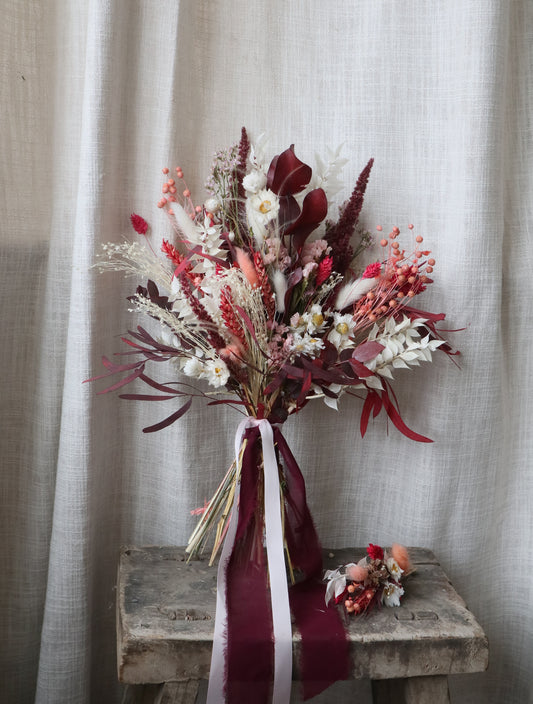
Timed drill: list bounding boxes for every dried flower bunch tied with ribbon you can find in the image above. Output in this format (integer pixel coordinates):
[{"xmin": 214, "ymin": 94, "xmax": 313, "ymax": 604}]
[
  {"xmin": 90, "ymin": 129, "xmax": 456, "ymax": 558},
  {"xmin": 88, "ymin": 128, "xmax": 457, "ymax": 704},
  {"xmin": 325, "ymin": 543, "xmax": 414, "ymax": 615}
]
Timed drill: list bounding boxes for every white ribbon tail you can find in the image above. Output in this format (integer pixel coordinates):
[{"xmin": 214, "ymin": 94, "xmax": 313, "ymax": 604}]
[
  {"xmin": 207, "ymin": 418, "xmax": 292, "ymax": 704},
  {"xmin": 258, "ymin": 419, "xmax": 293, "ymax": 704},
  {"xmin": 206, "ymin": 418, "xmax": 292, "ymax": 704}
]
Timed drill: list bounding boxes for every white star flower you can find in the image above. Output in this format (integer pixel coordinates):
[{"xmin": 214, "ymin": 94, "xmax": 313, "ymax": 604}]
[
  {"xmin": 203, "ymin": 358, "xmax": 230, "ymax": 387},
  {"xmin": 181, "ymin": 356, "xmax": 229, "ymax": 388},
  {"xmin": 386, "ymin": 558, "xmax": 403, "ymax": 582},
  {"xmin": 327, "ymin": 312, "xmax": 356, "ymax": 351},
  {"xmin": 382, "ymin": 581, "xmax": 404, "ymax": 607},
  {"xmin": 290, "ymin": 332, "xmax": 324, "ymax": 358},
  {"xmin": 182, "ymin": 356, "xmax": 205, "ymax": 379},
  {"xmin": 302, "ymin": 304, "xmax": 329, "ymax": 334}
]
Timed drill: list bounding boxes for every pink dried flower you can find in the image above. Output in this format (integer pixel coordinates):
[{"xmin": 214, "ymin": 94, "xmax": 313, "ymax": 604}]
[
  {"xmin": 316, "ymin": 256, "xmax": 333, "ymax": 286},
  {"xmin": 130, "ymin": 213, "xmax": 149, "ymax": 235},
  {"xmin": 219, "ymin": 339, "xmax": 246, "ymax": 365},
  {"xmin": 363, "ymin": 261, "xmax": 382, "ymax": 279},
  {"xmin": 367, "ymin": 543, "xmax": 384, "ymax": 561},
  {"xmin": 301, "ymin": 238, "xmax": 328, "ymax": 266}
]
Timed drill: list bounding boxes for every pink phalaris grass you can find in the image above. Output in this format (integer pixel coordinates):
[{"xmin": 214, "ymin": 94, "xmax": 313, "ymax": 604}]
[
  {"xmin": 220, "ymin": 287, "xmax": 247, "ymax": 348},
  {"xmin": 161, "ymin": 239, "xmax": 198, "ymax": 284},
  {"xmin": 219, "ymin": 338, "xmax": 246, "ymax": 364},
  {"xmin": 253, "ymin": 251, "xmax": 276, "ymax": 320},
  {"xmin": 325, "ymin": 158, "xmax": 374, "ymax": 275},
  {"xmin": 179, "ymin": 275, "xmax": 227, "ymax": 351},
  {"xmin": 130, "ymin": 213, "xmax": 149, "ymax": 235}
]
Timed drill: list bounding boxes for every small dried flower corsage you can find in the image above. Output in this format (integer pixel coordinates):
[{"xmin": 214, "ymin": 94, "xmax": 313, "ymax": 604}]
[{"xmin": 324, "ymin": 543, "xmax": 413, "ymax": 615}]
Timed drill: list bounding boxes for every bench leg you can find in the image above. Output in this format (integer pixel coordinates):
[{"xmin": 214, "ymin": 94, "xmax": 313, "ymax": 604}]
[
  {"xmin": 122, "ymin": 681, "xmax": 200, "ymax": 704},
  {"xmin": 155, "ymin": 681, "xmax": 200, "ymax": 704},
  {"xmin": 372, "ymin": 675, "xmax": 450, "ymax": 704}
]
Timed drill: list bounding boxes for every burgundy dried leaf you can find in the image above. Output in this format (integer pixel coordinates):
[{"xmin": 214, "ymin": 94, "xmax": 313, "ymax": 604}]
[
  {"xmin": 297, "ymin": 371, "xmax": 313, "ymax": 405},
  {"xmin": 206, "ymin": 399, "xmax": 248, "ymax": 407},
  {"xmin": 381, "ymin": 387, "xmax": 433, "ymax": 443},
  {"xmin": 277, "ymin": 194, "xmax": 301, "ymax": 234},
  {"xmin": 138, "ymin": 374, "xmax": 184, "ymax": 394},
  {"xmin": 142, "ymin": 398, "xmax": 193, "ymax": 433},
  {"xmin": 347, "ymin": 358, "xmax": 374, "ymax": 378},
  {"xmin": 96, "ymin": 365, "xmax": 145, "ymax": 394},
  {"xmin": 118, "ymin": 393, "xmax": 178, "ymax": 401},
  {"xmin": 263, "ymin": 369, "xmax": 287, "ymax": 395},
  {"xmin": 85, "ymin": 356, "xmax": 144, "ymax": 380},
  {"xmin": 360, "ymin": 392, "xmax": 381, "ymax": 437},
  {"xmin": 352, "ymin": 340, "xmax": 385, "ymax": 363},
  {"xmin": 233, "ymin": 305, "xmax": 265, "ymax": 353}
]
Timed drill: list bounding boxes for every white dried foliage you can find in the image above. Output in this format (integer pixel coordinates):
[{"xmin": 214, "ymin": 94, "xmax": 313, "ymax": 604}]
[{"xmin": 366, "ymin": 316, "xmax": 444, "ymax": 380}]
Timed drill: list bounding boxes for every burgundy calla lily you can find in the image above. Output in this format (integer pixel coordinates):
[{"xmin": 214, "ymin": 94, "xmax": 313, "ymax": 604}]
[
  {"xmin": 285, "ymin": 187, "xmax": 328, "ymax": 252},
  {"xmin": 267, "ymin": 145, "xmax": 312, "ymax": 196},
  {"xmin": 267, "ymin": 145, "xmax": 328, "ymax": 249}
]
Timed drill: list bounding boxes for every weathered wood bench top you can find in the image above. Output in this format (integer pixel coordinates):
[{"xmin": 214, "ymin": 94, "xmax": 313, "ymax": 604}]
[{"xmin": 117, "ymin": 545, "xmax": 488, "ymax": 693}]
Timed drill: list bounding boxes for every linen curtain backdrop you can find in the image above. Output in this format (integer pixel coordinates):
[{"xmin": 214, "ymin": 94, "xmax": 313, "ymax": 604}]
[{"xmin": 2, "ymin": 1, "xmax": 531, "ymax": 702}]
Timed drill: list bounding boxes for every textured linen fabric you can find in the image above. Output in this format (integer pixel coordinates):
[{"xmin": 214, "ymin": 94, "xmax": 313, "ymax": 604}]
[{"xmin": 1, "ymin": 1, "xmax": 532, "ymax": 702}]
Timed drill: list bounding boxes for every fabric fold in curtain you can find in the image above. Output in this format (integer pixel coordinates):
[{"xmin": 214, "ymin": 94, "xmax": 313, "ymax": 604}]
[{"xmin": 1, "ymin": 1, "xmax": 532, "ymax": 702}]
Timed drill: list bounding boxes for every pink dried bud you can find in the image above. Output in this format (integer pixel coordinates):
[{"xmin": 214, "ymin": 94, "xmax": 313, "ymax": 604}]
[
  {"xmin": 346, "ymin": 564, "xmax": 368, "ymax": 582},
  {"xmin": 316, "ymin": 255, "xmax": 333, "ymax": 286},
  {"xmin": 391, "ymin": 544, "xmax": 412, "ymax": 573},
  {"xmin": 363, "ymin": 261, "xmax": 381, "ymax": 279},
  {"xmin": 130, "ymin": 213, "xmax": 149, "ymax": 235}
]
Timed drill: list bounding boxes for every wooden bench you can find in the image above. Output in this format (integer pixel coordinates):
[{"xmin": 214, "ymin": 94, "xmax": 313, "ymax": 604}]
[{"xmin": 117, "ymin": 546, "xmax": 488, "ymax": 703}]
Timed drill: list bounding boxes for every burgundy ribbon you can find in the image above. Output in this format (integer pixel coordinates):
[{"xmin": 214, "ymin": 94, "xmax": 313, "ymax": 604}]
[
  {"xmin": 207, "ymin": 421, "xmax": 350, "ymax": 703},
  {"xmin": 274, "ymin": 428, "xmax": 351, "ymax": 700}
]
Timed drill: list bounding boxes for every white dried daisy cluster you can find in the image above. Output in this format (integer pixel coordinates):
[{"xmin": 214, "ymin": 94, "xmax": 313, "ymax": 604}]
[{"xmin": 366, "ymin": 316, "xmax": 444, "ymax": 384}]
